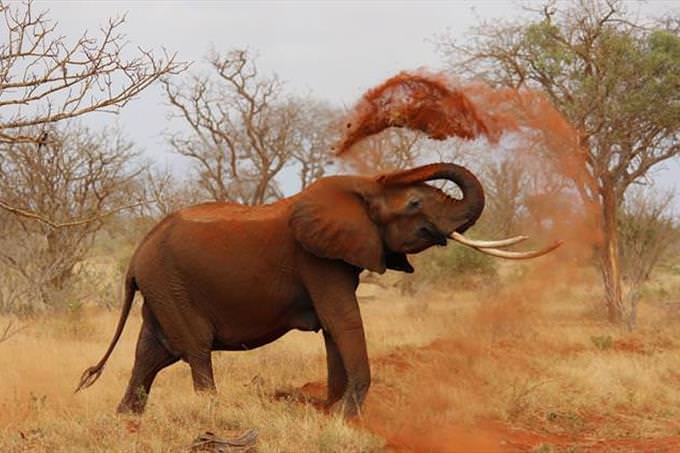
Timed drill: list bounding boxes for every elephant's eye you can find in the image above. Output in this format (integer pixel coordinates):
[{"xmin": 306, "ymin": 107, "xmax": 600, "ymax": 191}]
[{"xmin": 406, "ymin": 198, "xmax": 421, "ymax": 212}]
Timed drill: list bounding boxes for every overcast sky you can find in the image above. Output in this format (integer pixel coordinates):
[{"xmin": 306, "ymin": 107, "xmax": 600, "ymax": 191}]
[{"xmin": 36, "ymin": 0, "xmax": 680, "ymax": 200}]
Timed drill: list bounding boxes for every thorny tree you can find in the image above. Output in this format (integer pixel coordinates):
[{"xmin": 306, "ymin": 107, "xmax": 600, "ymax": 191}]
[
  {"xmin": 164, "ymin": 49, "xmax": 337, "ymax": 205},
  {"xmin": 0, "ymin": 124, "xmax": 143, "ymax": 311},
  {"xmin": 0, "ymin": 0, "xmax": 185, "ymax": 225},
  {"xmin": 440, "ymin": 0, "xmax": 680, "ymax": 323}
]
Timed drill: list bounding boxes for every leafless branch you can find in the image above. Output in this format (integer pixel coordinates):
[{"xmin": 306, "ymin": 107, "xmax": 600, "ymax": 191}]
[
  {"xmin": 0, "ymin": 1, "xmax": 187, "ymax": 144},
  {"xmin": 0, "ymin": 124, "xmax": 145, "ymax": 309},
  {"xmin": 164, "ymin": 49, "xmax": 336, "ymax": 204},
  {"xmin": 0, "ymin": 198, "xmax": 147, "ymax": 228},
  {"xmin": 0, "ymin": 319, "xmax": 26, "ymax": 344}
]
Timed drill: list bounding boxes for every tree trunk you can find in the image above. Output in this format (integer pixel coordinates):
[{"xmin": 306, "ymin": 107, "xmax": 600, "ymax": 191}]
[
  {"xmin": 46, "ymin": 230, "xmax": 75, "ymax": 302},
  {"xmin": 598, "ymin": 184, "xmax": 624, "ymax": 323}
]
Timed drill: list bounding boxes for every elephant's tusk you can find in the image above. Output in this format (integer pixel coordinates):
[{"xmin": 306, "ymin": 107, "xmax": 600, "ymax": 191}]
[
  {"xmin": 465, "ymin": 240, "xmax": 564, "ymax": 260},
  {"xmin": 449, "ymin": 232, "xmax": 529, "ymax": 249}
]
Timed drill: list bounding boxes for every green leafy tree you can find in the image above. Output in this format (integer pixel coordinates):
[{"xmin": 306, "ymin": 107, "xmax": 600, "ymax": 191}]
[{"xmin": 440, "ymin": 0, "xmax": 680, "ymax": 322}]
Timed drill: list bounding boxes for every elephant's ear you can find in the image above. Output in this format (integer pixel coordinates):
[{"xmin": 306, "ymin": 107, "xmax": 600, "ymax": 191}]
[{"xmin": 290, "ymin": 189, "xmax": 386, "ymax": 274}]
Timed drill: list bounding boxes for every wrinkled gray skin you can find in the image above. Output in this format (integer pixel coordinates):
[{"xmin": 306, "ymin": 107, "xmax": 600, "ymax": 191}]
[{"xmin": 77, "ymin": 162, "xmax": 484, "ymax": 417}]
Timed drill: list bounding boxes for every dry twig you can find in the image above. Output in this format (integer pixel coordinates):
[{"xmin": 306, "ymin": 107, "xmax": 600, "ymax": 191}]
[
  {"xmin": 0, "ymin": 320, "xmax": 25, "ymax": 344},
  {"xmin": 189, "ymin": 429, "xmax": 258, "ymax": 453}
]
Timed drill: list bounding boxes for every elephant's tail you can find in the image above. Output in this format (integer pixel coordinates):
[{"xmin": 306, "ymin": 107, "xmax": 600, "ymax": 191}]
[{"xmin": 75, "ymin": 272, "xmax": 137, "ymax": 393}]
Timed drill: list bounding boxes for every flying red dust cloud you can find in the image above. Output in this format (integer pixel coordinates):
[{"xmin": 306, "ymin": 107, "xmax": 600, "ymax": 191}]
[
  {"xmin": 334, "ymin": 71, "xmax": 504, "ymax": 154},
  {"xmin": 329, "ymin": 71, "xmax": 608, "ymax": 451}
]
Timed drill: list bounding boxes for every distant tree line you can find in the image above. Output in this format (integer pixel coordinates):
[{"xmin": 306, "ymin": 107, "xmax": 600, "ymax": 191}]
[{"xmin": 0, "ymin": 0, "xmax": 678, "ymax": 326}]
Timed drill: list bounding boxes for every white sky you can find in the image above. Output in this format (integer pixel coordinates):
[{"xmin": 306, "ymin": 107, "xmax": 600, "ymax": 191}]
[{"xmin": 35, "ymin": 0, "xmax": 680, "ymax": 202}]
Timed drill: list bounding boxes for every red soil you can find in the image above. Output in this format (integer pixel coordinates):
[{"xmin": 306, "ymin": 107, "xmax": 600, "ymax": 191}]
[{"xmin": 285, "ymin": 339, "xmax": 680, "ymax": 453}]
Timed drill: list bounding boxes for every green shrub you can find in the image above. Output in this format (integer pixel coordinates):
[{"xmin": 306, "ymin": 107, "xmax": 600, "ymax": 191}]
[
  {"xmin": 421, "ymin": 244, "xmax": 498, "ymax": 276},
  {"xmin": 590, "ymin": 335, "xmax": 613, "ymax": 351},
  {"xmin": 397, "ymin": 244, "xmax": 498, "ymax": 294}
]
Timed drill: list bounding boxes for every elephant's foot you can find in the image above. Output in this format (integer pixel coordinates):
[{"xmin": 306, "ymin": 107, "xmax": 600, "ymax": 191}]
[
  {"xmin": 329, "ymin": 397, "xmax": 362, "ymax": 418},
  {"xmin": 194, "ymin": 384, "xmax": 217, "ymax": 395},
  {"xmin": 116, "ymin": 383, "xmax": 150, "ymax": 415},
  {"xmin": 116, "ymin": 398, "xmax": 146, "ymax": 415},
  {"xmin": 326, "ymin": 378, "xmax": 347, "ymax": 409},
  {"xmin": 329, "ymin": 385, "xmax": 368, "ymax": 418}
]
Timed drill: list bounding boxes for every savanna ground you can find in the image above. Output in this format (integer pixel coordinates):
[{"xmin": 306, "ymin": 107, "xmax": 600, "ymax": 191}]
[{"xmin": 2, "ymin": 256, "xmax": 680, "ymax": 453}]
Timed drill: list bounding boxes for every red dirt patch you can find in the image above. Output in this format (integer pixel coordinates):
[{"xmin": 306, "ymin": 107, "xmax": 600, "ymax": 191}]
[
  {"xmin": 285, "ymin": 338, "xmax": 680, "ymax": 453},
  {"xmin": 611, "ymin": 335, "xmax": 677, "ymax": 355},
  {"xmin": 612, "ymin": 337, "xmax": 648, "ymax": 354}
]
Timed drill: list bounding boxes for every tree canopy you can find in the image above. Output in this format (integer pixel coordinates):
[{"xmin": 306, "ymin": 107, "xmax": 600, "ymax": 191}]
[{"xmin": 439, "ymin": 0, "xmax": 680, "ymax": 322}]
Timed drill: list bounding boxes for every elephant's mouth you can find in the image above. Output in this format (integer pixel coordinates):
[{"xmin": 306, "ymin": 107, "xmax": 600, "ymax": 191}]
[
  {"xmin": 384, "ymin": 252, "xmax": 414, "ymax": 273},
  {"xmin": 418, "ymin": 224, "xmax": 448, "ymax": 247}
]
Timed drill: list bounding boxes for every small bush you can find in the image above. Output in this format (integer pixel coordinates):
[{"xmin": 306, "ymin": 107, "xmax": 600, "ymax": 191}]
[
  {"xmin": 398, "ymin": 244, "xmax": 498, "ymax": 294},
  {"xmin": 590, "ymin": 335, "xmax": 613, "ymax": 351}
]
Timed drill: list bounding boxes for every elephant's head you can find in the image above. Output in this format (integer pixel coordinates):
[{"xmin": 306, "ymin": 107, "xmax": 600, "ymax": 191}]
[{"xmin": 290, "ymin": 162, "xmax": 560, "ymax": 274}]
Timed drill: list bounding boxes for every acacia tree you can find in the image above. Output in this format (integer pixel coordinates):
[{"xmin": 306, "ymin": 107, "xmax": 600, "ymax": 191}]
[
  {"xmin": 164, "ymin": 49, "xmax": 336, "ymax": 205},
  {"xmin": 440, "ymin": 0, "xmax": 680, "ymax": 322},
  {"xmin": 0, "ymin": 0, "xmax": 185, "ymax": 224}
]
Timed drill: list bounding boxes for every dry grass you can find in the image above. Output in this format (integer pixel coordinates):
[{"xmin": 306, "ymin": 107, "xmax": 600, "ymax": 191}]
[
  {"xmin": 2, "ymin": 264, "xmax": 680, "ymax": 452},
  {"xmin": 0, "ymin": 281, "xmax": 448, "ymax": 453}
]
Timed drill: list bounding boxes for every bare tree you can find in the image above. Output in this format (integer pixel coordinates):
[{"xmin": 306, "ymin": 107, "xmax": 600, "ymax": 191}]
[
  {"xmin": 0, "ymin": 1, "xmax": 185, "ymax": 145},
  {"xmin": 0, "ymin": 124, "xmax": 143, "ymax": 310},
  {"xmin": 141, "ymin": 166, "xmax": 201, "ymax": 219},
  {"xmin": 0, "ymin": 1, "xmax": 185, "ymax": 228},
  {"xmin": 340, "ymin": 128, "xmax": 425, "ymax": 174},
  {"xmin": 440, "ymin": 0, "xmax": 680, "ymax": 322},
  {"xmin": 292, "ymin": 99, "xmax": 339, "ymax": 190},
  {"xmin": 481, "ymin": 159, "xmax": 528, "ymax": 237},
  {"xmin": 164, "ymin": 49, "xmax": 336, "ymax": 205},
  {"xmin": 619, "ymin": 187, "xmax": 677, "ymax": 285},
  {"xmin": 618, "ymin": 187, "xmax": 678, "ymax": 329}
]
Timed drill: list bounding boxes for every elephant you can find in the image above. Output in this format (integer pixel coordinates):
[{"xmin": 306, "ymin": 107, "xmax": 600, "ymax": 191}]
[{"xmin": 76, "ymin": 162, "xmax": 557, "ymax": 416}]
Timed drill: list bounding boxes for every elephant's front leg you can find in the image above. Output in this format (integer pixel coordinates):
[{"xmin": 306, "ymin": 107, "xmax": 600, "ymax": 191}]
[
  {"xmin": 303, "ymin": 259, "xmax": 371, "ymax": 417},
  {"xmin": 328, "ymin": 317, "xmax": 371, "ymax": 417},
  {"xmin": 323, "ymin": 330, "xmax": 348, "ymax": 406}
]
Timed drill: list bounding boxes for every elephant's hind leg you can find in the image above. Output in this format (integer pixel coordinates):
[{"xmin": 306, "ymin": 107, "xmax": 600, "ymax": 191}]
[
  {"xmin": 188, "ymin": 351, "xmax": 216, "ymax": 393},
  {"xmin": 117, "ymin": 308, "xmax": 179, "ymax": 414}
]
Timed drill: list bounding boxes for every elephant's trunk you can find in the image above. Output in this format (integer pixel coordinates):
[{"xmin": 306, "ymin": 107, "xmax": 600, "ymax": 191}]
[{"xmin": 377, "ymin": 162, "xmax": 485, "ymax": 234}]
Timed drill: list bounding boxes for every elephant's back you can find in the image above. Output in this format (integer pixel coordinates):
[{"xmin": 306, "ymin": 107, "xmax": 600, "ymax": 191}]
[
  {"xmin": 136, "ymin": 200, "xmax": 292, "ymax": 251},
  {"xmin": 132, "ymin": 200, "xmax": 299, "ymax": 302},
  {"xmin": 176, "ymin": 200, "xmax": 293, "ymax": 223},
  {"xmin": 131, "ymin": 201, "xmax": 305, "ymax": 339}
]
